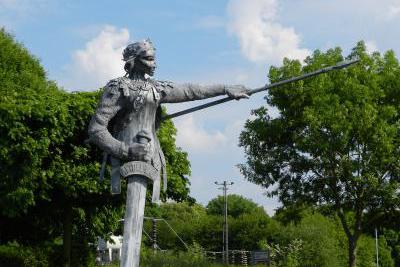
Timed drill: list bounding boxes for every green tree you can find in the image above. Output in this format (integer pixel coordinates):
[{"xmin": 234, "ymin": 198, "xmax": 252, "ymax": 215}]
[
  {"xmin": 279, "ymin": 211, "xmax": 347, "ymax": 267},
  {"xmin": 206, "ymin": 194, "xmax": 276, "ymax": 251},
  {"xmin": 143, "ymin": 198, "xmax": 278, "ymax": 252},
  {"xmin": 206, "ymin": 194, "xmax": 265, "ymax": 218},
  {"xmin": 356, "ymin": 235, "xmax": 394, "ymax": 267},
  {"xmin": 239, "ymin": 42, "xmax": 400, "ymax": 267},
  {"xmin": 0, "ymin": 29, "xmax": 191, "ymax": 266},
  {"xmin": 229, "ymin": 210, "xmax": 279, "ymax": 250},
  {"xmin": 157, "ymin": 115, "xmax": 191, "ymax": 202},
  {"xmin": 382, "ymin": 229, "xmax": 400, "ymax": 267},
  {"xmin": 144, "ymin": 202, "xmax": 208, "ymax": 250}
]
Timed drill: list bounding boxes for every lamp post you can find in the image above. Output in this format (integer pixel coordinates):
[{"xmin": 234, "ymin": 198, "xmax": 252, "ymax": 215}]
[{"xmin": 215, "ymin": 181, "xmax": 234, "ymax": 264}]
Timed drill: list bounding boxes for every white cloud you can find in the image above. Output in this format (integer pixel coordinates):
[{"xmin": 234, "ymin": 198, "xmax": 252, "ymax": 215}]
[
  {"xmin": 388, "ymin": 3, "xmax": 400, "ymax": 18},
  {"xmin": 174, "ymin": 115, "xmax": 228, "ymax": 154},
  {"xmin": 60, "ymin": 25, "xmax": 129, "ymax": 91},
  {"xmin": 226, "ymin": 0, "xmax": 310, "ymax": 64},
  {"xmin": 365, "ymin": 40, "xmax": 379, "ymax": 54}
]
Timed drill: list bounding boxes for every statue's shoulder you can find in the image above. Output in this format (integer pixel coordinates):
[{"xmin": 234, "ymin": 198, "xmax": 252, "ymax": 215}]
[
  {"xmin": 104, "ymin": 77, "xmax": 134, "ymax": 97},
  {"xmin": 150, "ymin": 79, "xmax": 174, "ymax": 92}
]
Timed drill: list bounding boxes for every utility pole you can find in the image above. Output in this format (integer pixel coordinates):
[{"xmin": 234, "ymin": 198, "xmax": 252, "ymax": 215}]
[{"xmin": 215, "ymin": 181, "xmax": 234, "ymax": 265}]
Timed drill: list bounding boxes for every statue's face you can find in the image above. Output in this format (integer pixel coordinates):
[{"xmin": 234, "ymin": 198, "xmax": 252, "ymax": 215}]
[{"xmin": 135, "ymin": 48, "xmax": 156, "ymax": 77}]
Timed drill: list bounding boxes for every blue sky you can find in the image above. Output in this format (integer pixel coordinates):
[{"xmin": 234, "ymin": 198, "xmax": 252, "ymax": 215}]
[{"xmin": 2, "ymin": 0, "xmax": 400, "ymax": 214}]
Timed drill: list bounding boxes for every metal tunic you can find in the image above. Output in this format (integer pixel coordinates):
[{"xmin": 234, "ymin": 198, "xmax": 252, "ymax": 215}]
[
  {"xmin": 88, "ymin": 77, "xmax": 165, "ymax": 203},
  {"xmin": 117, "ymin": 83, "xmax": 158, "ymax": 155},
  {"xmin": 116, "ymin": 82, "xmax": 163, "ymax": 203}
]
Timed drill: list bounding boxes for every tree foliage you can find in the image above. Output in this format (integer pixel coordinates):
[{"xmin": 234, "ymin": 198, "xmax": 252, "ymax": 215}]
[
  {"xmin": 144, "ymin": 197, "xmax": 277, "ymax": 252},
  {"xmin": 239, "ymin": 41, "xmax": 400, "ymax": 267},
  {"xmin": 157, "ymin": 115, "xmax": 191, "ymax": 202},
  {"xmin": 144, "ymin": 201, "xmax": 398, "ymax": 266},
  {"xmin": 276, "ymin": 211, "xmax": 347, "ymax": 267},
  {"xmin": 206, "ymin": 194, "xmax": 265, "ymax": 218}
]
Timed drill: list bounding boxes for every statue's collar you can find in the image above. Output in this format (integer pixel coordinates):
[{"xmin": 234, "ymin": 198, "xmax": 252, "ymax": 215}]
[{"xmin": 128, "ymin": 73, "xmax": 149, "ymax": 81}]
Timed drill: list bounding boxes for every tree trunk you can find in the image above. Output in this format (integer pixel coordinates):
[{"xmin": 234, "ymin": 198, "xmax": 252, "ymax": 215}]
[
  {"xmin": 348, "ymin": 236, "xmax": 358, "ymax": 267},
  {"xmin": 63, "ymin": 202, "xmax": 73, "ymax": 267},
  {"xmin": 337, "ymin": 208, "xmax": 361, "ymax": 267}
]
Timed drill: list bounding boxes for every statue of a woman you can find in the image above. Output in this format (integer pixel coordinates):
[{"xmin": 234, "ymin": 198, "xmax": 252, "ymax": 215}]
[{"xmin": 88, "ymin": 39, "xmax": 248, "ymax": 203}]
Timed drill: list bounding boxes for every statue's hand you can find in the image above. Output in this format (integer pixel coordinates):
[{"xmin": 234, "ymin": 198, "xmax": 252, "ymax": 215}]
[
  {"xmin": 225, "ymin": 85, "xmax": 250, "ymax": 100},
  {"xmin": 128, "ymin": 143, "xmax": 151, "ymax": 161}
]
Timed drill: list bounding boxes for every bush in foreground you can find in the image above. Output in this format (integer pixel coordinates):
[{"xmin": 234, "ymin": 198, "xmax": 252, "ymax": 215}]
[{"xmin": 0, "ymin": 242, "xmax": 48, "ymax": 267}]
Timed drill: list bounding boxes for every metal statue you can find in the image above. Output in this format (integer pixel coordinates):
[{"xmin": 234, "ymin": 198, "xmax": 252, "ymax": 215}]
[{"xmin": 87, "ymin": 39, "xmax": 249, "ymax": 267}]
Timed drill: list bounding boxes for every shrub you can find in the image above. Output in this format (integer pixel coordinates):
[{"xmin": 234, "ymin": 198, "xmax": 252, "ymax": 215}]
[
  {"xmin": 357, "ymin": 235, "xmax": 394, "ymax": 267},
  {"xmin": 0, "ymin": 242, "xmax": 48, "ymax": 267}
]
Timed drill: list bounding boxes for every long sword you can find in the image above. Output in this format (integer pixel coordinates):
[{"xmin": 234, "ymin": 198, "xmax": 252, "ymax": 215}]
[{"xmin": 162, "ymin": 59, "xmax": 359, "ymax": 121}]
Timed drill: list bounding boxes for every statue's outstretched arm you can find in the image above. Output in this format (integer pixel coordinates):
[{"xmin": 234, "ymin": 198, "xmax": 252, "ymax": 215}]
[
  {"xmin": 158, "ymin": 82, "xmax": 248, "ymax": 103},
  {"xmin": 88, "ymin": 83, "xmax": 129, "ymax": 159}
]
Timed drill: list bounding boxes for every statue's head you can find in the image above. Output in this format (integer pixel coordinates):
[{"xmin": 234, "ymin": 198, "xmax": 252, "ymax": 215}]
[{"xmin": 123, "ymin": 39, "xmax": 156, "ymax": 77}]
